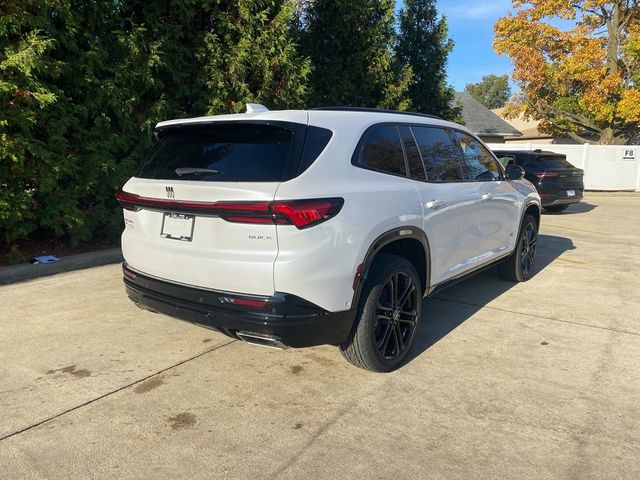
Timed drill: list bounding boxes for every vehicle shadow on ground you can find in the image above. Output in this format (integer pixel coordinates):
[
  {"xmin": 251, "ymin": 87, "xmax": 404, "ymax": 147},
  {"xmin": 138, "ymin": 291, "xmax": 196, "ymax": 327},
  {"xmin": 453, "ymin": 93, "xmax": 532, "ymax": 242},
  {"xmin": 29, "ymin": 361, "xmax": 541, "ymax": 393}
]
[
  {"xmin": 405, "ymin": 234, "xmax": 575, "ymax": 365},
  {"xmin": 543, "ymin": 201, "xmax": 597, "ymax": 215}
]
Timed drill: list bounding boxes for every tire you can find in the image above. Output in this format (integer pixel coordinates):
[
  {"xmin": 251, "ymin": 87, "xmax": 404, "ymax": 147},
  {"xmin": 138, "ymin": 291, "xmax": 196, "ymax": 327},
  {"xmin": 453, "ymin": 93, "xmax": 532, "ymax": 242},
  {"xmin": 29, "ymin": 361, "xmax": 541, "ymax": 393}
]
[
  {"xmin": 498, "ymin": 213, "xmax": 538, "ymax": 282},
  {"xmin": 543, "ymin": 204, "xmax": 569, "ymax": 213},
  {"xmin": 340, "ymin": 254, "xmax": 422, "ymax": 372}
]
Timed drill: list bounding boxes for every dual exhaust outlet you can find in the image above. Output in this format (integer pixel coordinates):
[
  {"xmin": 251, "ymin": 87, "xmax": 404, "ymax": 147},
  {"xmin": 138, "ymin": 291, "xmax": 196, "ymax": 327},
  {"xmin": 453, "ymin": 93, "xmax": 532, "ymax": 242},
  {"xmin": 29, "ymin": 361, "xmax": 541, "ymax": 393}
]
[{"xmin": 235, "ymin": 331, "xmax": 288, "ymax": 350}]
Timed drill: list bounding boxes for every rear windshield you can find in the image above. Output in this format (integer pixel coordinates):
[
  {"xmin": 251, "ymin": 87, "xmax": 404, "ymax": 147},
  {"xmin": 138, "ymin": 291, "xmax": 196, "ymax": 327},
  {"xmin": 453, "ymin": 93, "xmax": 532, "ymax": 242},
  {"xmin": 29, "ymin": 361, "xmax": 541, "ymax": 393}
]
[
  {"xmin": 525, "ymin": 155, "xmax": 574, "ymax": 169},
  {"xmin": 137, "ymin": 123, "xmax": 298, "ymax": 182}
]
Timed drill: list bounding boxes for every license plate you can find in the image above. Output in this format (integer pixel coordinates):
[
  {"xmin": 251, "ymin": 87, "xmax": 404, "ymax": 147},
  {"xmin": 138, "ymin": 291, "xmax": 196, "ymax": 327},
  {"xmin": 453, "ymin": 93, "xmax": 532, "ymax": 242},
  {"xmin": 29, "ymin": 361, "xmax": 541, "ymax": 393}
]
[
  {"xmin": 161, "ymin": 213, "xmax": 195, "ymax": 241},
  {"xmin": 567, "ymin": 190, "xmax": 576, "ymax": 197}
]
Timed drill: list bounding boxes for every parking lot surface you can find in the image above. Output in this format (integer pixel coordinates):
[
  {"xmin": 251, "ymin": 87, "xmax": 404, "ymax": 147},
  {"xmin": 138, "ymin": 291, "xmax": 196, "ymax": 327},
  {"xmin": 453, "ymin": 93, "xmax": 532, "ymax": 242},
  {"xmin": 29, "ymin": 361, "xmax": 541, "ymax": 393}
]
[{"xmin": 1, "ymin": 192, "xmax": 639, "ymax": 479}]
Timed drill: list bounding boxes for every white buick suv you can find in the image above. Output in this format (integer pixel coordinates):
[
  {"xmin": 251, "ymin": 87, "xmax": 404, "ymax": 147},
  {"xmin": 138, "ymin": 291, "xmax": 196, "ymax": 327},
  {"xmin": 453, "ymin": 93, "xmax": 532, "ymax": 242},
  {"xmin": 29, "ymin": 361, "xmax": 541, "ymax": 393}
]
[{"xmin": 117, "ymin": 105, "xmax": 541, "ymax": 372}]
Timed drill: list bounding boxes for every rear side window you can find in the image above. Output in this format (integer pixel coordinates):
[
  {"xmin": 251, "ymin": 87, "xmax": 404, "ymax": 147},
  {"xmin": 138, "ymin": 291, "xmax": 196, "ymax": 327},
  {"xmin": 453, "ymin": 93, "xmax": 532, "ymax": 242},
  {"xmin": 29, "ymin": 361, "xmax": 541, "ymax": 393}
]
[
  {"xmin": 297, "ymin": 126, "xmax": 333, "ymax": 175},
  {"xmin": 353, "ymin": 125, "xmax": 407, "ymax": 176},
  {"xmin": 138, "ymin": 124, "xmax": 297, "ymax": 182},
  {"xmin": 411, "ymin": 126, "xmax": 464, "ymax": 182},
  {"xmin": 452, "ymin": 131, "xmax": 502, "ymax": 181},
  {"xmin": 524, "ymin": 154, "xmax": 573, "ymax": 170},
  {"xmin": 398, "ymin": 126, "xmax": 426, "ymax": 181}
]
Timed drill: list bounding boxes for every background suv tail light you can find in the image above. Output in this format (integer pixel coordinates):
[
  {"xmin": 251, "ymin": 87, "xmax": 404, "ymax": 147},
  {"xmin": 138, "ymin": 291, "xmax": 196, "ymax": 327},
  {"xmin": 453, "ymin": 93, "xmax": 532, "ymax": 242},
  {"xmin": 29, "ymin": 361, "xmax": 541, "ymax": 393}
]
[{"xmin": 532, "ymin": 172, "xmax": 558, "ymax": 179}]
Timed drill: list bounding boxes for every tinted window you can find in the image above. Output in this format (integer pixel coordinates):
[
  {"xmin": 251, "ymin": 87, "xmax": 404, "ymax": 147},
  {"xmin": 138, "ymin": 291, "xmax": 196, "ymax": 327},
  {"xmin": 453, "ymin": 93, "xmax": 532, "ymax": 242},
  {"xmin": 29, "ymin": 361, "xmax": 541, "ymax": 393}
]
[
  {"xmin": 297, "ymin": 126, "xmax": 333, "ymax": 174},
  {"xmin": 524, "ymin": 155, "xmax": 574, "ymax": 170},
  {"xmin": 138, "ymin": 124, "xmax": 295, "ymax": 182},
  {"xmin": 398, "ymin": 126, "xmax": 426, "ymax": 181},
  {"xmin": 453, "ymin": 131, "xmax": 502, "ymax": 181},
  {"xmin": 494, "ymin": 153, "xmax": 516, "ymax": 168},
  {"xmin": 354, "ymin": 125, "xmax": 407, "ymax": 176},
  {"xmin": 411, "ymin": 126, "xmax": 464, "ymax": 182}
]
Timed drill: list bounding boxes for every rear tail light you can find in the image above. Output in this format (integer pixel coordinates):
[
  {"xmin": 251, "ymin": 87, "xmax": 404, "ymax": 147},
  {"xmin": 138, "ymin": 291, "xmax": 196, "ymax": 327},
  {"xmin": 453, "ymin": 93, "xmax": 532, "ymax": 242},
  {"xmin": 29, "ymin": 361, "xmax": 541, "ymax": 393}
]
[
  {"xmin": 116, "ymin": 191, "xmax": 142, "ymax": 212},
  {"xmin": 533, "ymin": 172, "xmax": 558, "ymax": 179},
  {"xmin": 271, "ymin": 199, "xmax": 344, "ymax": 229},
  {"xmin": 115, "ymin": 191, "xmax": 344, "ymax": 229}
]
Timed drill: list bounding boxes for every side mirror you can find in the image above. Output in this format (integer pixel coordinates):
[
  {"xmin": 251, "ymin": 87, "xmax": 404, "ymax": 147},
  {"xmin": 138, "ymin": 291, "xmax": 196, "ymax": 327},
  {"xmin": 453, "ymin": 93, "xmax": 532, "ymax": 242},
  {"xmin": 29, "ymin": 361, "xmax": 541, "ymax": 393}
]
[{"xmin": 506, "ymin": 164, "xmax": 525, "ymax": 180}]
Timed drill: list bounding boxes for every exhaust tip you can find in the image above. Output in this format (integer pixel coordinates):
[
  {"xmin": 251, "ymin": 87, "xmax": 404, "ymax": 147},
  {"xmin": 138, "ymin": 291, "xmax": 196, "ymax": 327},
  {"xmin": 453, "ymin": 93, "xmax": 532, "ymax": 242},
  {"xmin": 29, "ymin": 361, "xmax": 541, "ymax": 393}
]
[{"xmin": 236, "ymin": 331, "xmax": 288, "ymax": 350}]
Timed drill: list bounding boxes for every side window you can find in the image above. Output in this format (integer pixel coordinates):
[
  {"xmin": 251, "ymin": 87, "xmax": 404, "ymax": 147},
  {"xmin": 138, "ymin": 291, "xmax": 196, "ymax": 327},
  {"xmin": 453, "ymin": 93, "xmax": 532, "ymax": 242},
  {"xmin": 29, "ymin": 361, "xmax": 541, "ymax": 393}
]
[
  {"xmin": 452, "ymin": 131, "xmax": 502, "ymax": 181},
  {"xmin": 398, "ymin": 126, "xmax": 426, "ymax": 181},
  {"xmin": 297, "ymin": 126, "xmax": 333, "ymax": 174},
  {"xmin": 411, "ymin": 126, "xmax": 465, "ymax": 182},
  {"xmin": 495, "ymin": 154, "xmax": 515, "ymax": 168},
  {"xmin": 354, "ymin": 125, "xmax": 407, "ymax": 176}
]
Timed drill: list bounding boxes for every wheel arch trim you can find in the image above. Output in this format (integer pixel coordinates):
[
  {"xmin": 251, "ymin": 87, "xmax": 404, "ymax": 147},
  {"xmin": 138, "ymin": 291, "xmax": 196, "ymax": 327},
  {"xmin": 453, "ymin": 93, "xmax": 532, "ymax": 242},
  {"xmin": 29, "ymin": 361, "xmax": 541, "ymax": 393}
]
[
  {"xmin": 512, "ymin": 200, "xmax": 541, "ymax": 257},
  {"xmin": 352, "ymin": 227, "xmax": 431, "ymax": 308},
  {"xmin": 521, "ymin": 200, "xmax": 541, "ymax": 232}
]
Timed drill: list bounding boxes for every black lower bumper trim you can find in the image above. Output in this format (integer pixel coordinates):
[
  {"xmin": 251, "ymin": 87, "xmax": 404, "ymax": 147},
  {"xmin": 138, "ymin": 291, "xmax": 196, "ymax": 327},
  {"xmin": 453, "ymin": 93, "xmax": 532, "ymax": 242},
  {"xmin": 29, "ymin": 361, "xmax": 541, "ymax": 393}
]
[
  {"xmin": 540, "ymin": 191, "xmax": 583, "ymax": 207},
  {"xmin": 122, "ymin": 265, "xmax": 355, "ymax": 348}
]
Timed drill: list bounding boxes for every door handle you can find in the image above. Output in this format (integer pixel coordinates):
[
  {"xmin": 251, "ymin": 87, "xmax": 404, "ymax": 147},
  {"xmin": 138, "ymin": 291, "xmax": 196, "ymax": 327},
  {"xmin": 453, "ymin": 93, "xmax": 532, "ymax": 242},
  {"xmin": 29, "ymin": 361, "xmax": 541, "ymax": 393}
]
[
  {"xmin": 425, "ymin": 199, "xmax": 445, "ymax": 209},
  {"xmin": 481, "ymin": 193, "xmax": 494, "ymax": 201}
]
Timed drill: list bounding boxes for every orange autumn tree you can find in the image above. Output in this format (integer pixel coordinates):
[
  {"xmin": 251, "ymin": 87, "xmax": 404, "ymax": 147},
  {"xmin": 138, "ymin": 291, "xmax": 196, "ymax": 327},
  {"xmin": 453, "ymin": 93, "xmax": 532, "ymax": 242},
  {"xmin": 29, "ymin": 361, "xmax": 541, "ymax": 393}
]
[{"xmin": 494, "ymin": 1, "xmax": 640, "ymax": 144}]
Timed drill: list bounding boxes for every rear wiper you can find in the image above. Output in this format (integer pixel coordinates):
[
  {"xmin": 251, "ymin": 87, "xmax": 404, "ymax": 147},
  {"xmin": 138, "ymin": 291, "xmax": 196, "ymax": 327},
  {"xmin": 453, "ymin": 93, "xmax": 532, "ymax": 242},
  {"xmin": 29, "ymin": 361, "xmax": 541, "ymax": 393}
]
[{"xmin": 175, "ymin": 167, "xmax": 220, "ymax": 176}]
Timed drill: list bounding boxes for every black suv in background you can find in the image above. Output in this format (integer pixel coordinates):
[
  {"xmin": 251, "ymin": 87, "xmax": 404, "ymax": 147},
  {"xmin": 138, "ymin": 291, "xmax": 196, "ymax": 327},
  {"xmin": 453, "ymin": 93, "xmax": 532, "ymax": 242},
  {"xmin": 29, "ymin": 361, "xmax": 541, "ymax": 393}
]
[{"xmin": 493, "ymin": 149, "xmax": 584, "ymax": 212}]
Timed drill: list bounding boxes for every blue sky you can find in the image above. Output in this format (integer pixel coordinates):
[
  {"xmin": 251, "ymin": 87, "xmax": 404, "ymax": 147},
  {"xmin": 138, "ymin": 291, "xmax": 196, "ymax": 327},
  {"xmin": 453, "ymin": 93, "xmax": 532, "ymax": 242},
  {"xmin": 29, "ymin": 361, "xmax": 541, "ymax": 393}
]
[
  {"xmin": 395, "ymin": 0, "xmax": 517, "ymax": 91},
  {"xmin": 435, "ymin": 0, "xmax": 515, "ymax": 91}
]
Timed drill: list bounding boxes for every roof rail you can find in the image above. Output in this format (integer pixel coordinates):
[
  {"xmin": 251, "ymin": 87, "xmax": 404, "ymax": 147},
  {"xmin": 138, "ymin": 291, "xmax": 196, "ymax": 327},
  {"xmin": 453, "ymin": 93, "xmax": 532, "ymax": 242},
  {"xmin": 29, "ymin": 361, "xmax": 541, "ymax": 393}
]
[{"xmin": 311, "ymin": 106, "xmax": 442, "ymax": 120}]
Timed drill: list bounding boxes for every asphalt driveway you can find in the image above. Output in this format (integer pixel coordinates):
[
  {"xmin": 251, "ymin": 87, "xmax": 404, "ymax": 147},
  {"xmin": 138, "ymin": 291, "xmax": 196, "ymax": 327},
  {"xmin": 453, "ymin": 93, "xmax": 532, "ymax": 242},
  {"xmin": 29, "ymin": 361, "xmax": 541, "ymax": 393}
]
[{"xmin": 1, "ymin": 192, "xmax": 639, "ymax": 479}]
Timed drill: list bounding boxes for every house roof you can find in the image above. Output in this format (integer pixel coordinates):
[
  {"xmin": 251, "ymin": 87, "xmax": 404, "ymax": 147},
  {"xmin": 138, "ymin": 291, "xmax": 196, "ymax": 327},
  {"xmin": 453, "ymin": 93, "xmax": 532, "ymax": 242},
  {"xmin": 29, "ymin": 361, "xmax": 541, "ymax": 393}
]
[{"xmin": 454, "ymin": 92, "xmax": 522, "ymax": 137}]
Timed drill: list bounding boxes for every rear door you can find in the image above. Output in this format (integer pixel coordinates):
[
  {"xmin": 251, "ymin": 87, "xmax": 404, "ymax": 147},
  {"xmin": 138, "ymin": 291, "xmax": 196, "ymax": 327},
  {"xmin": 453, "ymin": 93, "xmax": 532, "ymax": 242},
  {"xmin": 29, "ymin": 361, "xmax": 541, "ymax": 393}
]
[
  {"xmin": 120, "ymin": 118, "xmax": 306, "ymax": 295},
  {"xmin": 406, "ymin": 126, "xmax": 485, "ymax": 285},
  {"xmin": 451, "ymin": 130, "xmax": 520, "ymax": 258}
]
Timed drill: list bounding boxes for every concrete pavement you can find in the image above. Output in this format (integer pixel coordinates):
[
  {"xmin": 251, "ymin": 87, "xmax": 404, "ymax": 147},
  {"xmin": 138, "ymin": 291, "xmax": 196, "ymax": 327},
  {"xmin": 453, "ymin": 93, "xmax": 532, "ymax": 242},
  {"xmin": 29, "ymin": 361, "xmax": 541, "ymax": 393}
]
[{"xmin": 1, "ymin": 193, "xmax": 639, "ymax": 479}]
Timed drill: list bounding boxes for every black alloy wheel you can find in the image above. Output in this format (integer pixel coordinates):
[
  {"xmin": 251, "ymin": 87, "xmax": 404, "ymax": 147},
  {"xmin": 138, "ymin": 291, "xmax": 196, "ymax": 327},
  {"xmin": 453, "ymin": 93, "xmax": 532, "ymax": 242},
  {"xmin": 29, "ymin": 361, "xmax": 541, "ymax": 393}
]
[
  {"xmin": 340, "ymin": 254, "xmax": 423, "ymax": 372},
  {"xmin": 498, "ymin": 213, "xmax": 539, "ymax": 282},
  {"xmin": 519, "ymin": 221, "xmax": 537, "ymax": 277},
  {"xmin": 373, "ymin": 271, "xmax": 419, "ymax": 360}
]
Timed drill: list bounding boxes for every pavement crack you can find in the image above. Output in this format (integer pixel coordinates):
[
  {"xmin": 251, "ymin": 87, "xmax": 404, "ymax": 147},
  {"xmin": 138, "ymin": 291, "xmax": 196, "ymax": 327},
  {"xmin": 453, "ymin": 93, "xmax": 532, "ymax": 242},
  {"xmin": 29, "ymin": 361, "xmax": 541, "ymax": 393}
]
[
  {"xmin": 432, "ymin": 297, "xmax": 640, "ymax": 338},
  {"xmin": 0, "ymin": 339, "xmax": 237, "ymax": 443},
  {"xmin": 268, "ymin": 401, "xmax": 359, "ymax": 479},
  {"xmin": 268, "ymin": 378, "xmax": 387, "ymax": 480}
]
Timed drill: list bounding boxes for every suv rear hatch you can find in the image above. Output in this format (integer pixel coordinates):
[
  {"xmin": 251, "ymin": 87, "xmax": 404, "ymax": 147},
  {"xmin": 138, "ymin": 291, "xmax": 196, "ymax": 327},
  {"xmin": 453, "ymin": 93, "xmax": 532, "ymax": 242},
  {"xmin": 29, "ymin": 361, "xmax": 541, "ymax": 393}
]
[
  {"xmin": 524, "ymin": 153, "xmax": 584, "ymax": 193},
  {"xmin": 119, "ymin": 116, "xmax": 308, "ymax": 296}
]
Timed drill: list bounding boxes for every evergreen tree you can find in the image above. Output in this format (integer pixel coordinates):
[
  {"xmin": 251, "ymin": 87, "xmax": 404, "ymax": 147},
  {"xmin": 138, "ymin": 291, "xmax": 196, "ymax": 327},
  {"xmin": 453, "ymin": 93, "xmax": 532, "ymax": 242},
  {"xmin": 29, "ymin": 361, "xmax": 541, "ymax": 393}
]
[
  {"xmin": 199, "ymin": 1, "xmax": 311, "ymax": 114},
  {"xmin": 0, "ymin": 0, "xmax": 310, "ymax": 259},
  {"xmin": 396, "ymin": 0, "xmax": 459, "ymax": 120},
  {"xmin": 299, "ymin": 0, "xmax": 412, "ymax": 109}
]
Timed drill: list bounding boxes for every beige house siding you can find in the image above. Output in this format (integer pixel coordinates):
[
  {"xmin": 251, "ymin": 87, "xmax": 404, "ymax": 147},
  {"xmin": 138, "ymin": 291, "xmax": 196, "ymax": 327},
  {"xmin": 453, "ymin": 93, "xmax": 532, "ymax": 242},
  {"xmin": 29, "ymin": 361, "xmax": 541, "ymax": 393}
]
[{"xmin": 491, "ymin": 108, "xmax": 580, "ymax": 144}]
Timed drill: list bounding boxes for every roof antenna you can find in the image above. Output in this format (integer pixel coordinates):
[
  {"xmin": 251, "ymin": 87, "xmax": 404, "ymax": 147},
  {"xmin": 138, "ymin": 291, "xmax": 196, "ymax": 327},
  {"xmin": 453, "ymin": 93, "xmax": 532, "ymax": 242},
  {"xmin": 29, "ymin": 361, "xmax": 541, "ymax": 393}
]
[{"xmin": 246, "ymin": 103, "xmax": 269, "ymax": 113}]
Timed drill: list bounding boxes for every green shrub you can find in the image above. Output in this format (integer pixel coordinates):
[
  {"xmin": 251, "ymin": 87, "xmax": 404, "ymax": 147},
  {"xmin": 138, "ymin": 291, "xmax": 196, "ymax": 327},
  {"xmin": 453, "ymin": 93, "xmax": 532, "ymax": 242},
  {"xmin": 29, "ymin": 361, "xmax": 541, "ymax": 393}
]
[{"xmin": 0, "ymin": 0, "xmax": 311, "ymax": 255}]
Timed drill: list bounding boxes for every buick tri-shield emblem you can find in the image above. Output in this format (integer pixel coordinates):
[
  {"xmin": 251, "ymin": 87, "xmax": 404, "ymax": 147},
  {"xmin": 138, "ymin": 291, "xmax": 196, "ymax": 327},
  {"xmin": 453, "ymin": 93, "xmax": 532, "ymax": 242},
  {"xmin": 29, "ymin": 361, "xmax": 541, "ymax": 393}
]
[{"xmin": 165, "ymin": 186, "xmax": 175, "ymax": 199}]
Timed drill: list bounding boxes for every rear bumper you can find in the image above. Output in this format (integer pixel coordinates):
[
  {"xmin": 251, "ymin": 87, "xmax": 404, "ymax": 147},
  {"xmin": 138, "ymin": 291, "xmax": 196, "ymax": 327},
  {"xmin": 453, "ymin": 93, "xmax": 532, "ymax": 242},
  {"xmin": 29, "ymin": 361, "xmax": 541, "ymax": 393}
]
[
  {"xmin": 122, "ymin": 264, "xmax": 355, "ymax": 348},
  {"xmin": 539, "ymin": 190, "xmax": 583, "ymax": 206}
]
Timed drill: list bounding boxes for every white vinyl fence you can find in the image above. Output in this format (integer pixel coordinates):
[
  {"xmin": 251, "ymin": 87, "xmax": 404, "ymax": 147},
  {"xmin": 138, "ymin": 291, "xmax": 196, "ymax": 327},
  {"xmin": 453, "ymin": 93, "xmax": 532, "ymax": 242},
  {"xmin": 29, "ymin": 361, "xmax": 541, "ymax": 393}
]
[{"xmin": 487, "ymin": 143, "xmax": 640, "ymax": 191}]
